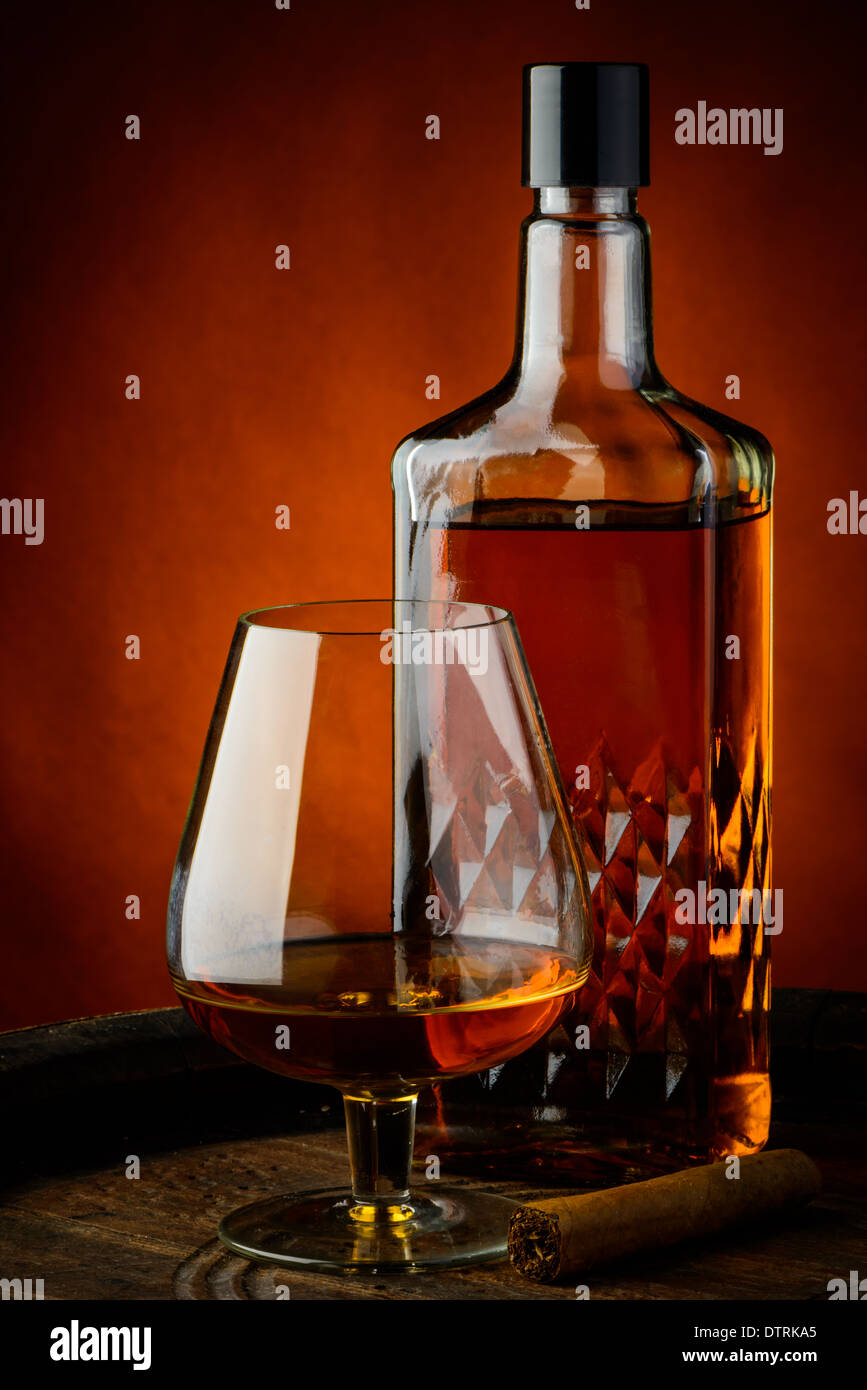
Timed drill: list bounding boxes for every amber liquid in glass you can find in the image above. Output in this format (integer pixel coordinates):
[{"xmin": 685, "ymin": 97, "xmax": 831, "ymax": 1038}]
[
  {"xmin": 173, "ymin": 934, "xmax": 583, "ymax": 1093},
  {"xmin": 425, "ymin": 501, "xmax": 771, "ymax": 1170}
]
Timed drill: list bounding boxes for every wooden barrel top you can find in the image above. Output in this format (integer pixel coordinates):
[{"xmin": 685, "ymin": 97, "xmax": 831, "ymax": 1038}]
[{"xmin": 0, "ymin": 989, "xmax": 864, "ymax": 1301}]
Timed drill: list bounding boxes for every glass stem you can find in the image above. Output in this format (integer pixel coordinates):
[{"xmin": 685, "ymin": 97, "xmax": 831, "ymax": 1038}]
[{"xmin": 342, "ymin": 1093, "xmax": 418, "ymax": 1221}]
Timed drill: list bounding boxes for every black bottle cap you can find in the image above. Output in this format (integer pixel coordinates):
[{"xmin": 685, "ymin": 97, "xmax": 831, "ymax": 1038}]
[{"xmin": 522, "ymin": 62, "xmax": 649, "ymax": 188}]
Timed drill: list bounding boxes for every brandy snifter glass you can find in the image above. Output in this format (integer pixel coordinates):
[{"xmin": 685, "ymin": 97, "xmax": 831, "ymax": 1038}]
[{"xmin": 167, "ymin": 599, "xmax": 592, "ymax": 1272}]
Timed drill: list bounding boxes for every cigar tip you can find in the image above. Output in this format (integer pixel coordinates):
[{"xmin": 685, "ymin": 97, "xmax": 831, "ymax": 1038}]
[
  {"xmin": 508, "ymin": 1206, "xmax": 562, "ymax": 1283},
  {"xmin": 766, "ymin": 1147, "xmax": 823, "ymax": 1192}
]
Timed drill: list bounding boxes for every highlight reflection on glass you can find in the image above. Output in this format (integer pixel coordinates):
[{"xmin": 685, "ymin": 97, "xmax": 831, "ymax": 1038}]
[{"xmin": 167, "ymin": 599, "xmax": 592, "ymax": 1272}]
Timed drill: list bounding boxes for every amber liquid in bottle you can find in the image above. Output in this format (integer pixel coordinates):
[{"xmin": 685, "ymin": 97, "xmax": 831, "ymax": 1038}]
[
  {"xmin": 433, "ymin": 502, "xmax": 771, "ymax": 1172},
  {"xmin": 393, "ymin": 180, "xmax": 774, "ymax": 1177},
  {"xmin": 172, "ymin": 935, "xmax": 582, "ymax": 1093}
]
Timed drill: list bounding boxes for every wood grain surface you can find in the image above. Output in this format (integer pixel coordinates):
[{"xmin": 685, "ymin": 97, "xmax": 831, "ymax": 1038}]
[{"xmin": 0, "ymin": 994, "xmax": 864, "ymax": 1301}]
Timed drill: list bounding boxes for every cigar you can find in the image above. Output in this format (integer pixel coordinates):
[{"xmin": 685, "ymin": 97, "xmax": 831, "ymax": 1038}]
[{"xmin": 508, "ymin": 1148, "xmax": 821, "ymax": 1283}]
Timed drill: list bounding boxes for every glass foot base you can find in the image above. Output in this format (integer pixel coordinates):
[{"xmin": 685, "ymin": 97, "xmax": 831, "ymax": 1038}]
[{"xmin": 218, "ymin": 1186, "xmax": 518, "ymax": 1273}]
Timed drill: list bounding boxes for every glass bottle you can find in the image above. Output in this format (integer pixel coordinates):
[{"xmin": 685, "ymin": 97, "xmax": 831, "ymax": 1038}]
[{"xmin": 392, "ymin": 63, "xmax": 774, "ymax": 1180}]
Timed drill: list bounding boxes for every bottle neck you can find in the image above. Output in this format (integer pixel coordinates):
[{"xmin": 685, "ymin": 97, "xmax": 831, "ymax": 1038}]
[{"xmin": 514, "ymin": 187, "xmax": 657, "ymax": 391}]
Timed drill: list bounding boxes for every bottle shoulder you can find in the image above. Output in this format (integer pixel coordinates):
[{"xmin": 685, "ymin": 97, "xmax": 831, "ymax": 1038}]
[
  {"xmin": 390, "ymin": 378, "xmax": 513, "ymax": 473},
  {"xmin": 650, "ymin": 385, "xmax": 774, "ymax": 475},
  {"xmin": 392, "ymin": 377, "xmax": 773, "ymax": 517}
]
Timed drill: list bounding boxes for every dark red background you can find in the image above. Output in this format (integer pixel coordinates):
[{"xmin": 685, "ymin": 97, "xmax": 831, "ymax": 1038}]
[{"xmin": 1, "ymin": 0, "xmax": 865, "ymax": 1028}]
